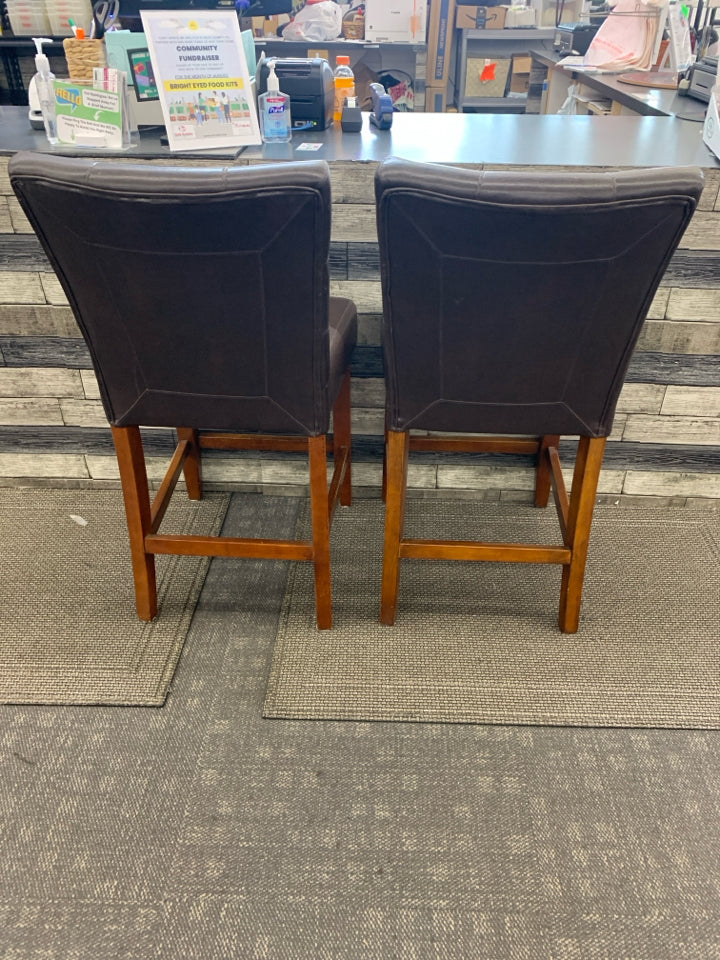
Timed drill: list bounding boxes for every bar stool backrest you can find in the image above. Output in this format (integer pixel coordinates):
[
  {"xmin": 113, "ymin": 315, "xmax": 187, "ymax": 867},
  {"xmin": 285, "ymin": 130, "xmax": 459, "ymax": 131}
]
[
  {"xmin": 375, "ymin": 158, "xmax": 703, "ymax": 438},
  {"xmin": 10, "ymin": 153, "xmax": 334, "ymax": 437}
]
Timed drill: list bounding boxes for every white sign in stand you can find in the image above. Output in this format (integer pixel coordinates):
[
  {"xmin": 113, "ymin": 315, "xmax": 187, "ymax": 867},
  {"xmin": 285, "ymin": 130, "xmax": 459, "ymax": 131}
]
[
  {"xmin": 703, "ymin": 85, "xmax": 720, "ymax": 162},
  {"xmin": 141, "ymin": 9, "xmax": 261, "ymax": 152},
  {"xmin": 667, "ymin": 2, "xmax": 693, "ymax": 73}
]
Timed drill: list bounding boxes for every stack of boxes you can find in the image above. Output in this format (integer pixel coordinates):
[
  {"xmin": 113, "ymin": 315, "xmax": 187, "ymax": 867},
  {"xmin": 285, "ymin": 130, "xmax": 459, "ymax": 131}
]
[
  {"xmin": 509, "ymin": 53, "xmax": 532, "ymax": 94},
  {"xmin": 453, "ymin": 0, "xmax": 582, "ymax": 29},
  {"xmin": 46, "ymin": 0, "xmax": 93, "ymax": 36},
  {"xmin": 456, "ymin": 5, "xmax": 510, "ymax": 30},
  {"xmin": 5, "ymin": 0, "xmax": 52, "ymax": 35},
  {"xmin": 454, "ymin": 0, "xmax": 582, "ymax": 29},
  {"xmin": 6, "ymin": 0, "xmax": 93, "ymax": 36},
  {"xmin": 426, "ymin": 0, "xmax": 456, "ymax": 111},
  {"xmin": 535, "ymin": 0, "xmax": 582, "ymax": 25},
  {"xmin": 250, "ymin": 14, "xmax": 291, "ymax": 37},
  {"xmin": 455, "ymin": 2, "xmax": 540, "ymax": 30}
]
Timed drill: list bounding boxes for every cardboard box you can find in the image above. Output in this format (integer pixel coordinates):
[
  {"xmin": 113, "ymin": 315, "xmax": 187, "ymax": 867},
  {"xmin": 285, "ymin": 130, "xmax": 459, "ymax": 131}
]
[
  {"xmin": 536, "ymin": 0, "xmax": 580, "ymax": 26},
  {"xmin": 464, "ymin": 56, "xmax": 511, "ymax": 97},
  {"xmin": 251, "ymin": 14, "xmax": 289, "ymax": 36},
  {"xmin": 427, "ymin": 0, "xmax": 456, "ymax": 84},
  {"xmin": 503, "ymin": 5, "xmax": 536, "ymax": 27},
  {"xmin": 425, "ymin": 82, "xmax": 450, "ymax": 112},
  {"xmin": 364, "ymin": 0, "xmax": 428, "ymax": 43},
  {"xmin": 510, "ymin": 53, "xmax": 532, "ymax": 94},
  {"xmin": 456, "ymin": 5, "xmax": 507, "ymax": 29}
]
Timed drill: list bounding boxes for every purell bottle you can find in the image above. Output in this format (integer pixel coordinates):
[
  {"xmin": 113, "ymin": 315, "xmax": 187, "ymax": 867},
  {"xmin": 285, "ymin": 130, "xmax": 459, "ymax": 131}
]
[{"xmin": 259, "ymin": 62, "xmax": 292, "ymax": 143}]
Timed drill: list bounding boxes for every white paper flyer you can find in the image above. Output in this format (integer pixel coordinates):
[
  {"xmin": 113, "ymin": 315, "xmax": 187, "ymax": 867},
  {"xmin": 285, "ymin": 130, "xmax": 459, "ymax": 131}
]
[{"xmin": 141, "ymin": 9, "xmax": 261, "ymax": 152}]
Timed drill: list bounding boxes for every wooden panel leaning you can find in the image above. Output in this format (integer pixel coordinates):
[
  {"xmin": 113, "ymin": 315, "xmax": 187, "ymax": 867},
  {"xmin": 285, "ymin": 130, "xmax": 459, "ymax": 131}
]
[
  {"xmin": 9, "ymin": 153, "xmax": 357, "ymax": 630},
  {"xmin": 375, "ymin": 158, "xmax": 703, "ymax": 633}
]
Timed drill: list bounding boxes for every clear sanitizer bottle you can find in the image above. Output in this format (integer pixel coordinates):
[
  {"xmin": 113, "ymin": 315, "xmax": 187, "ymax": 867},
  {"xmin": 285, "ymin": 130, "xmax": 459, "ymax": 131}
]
[
  {"xmin": 259, "ymin": 62, "xmax": 291, "ymax": 143},
  {"xmin": 31, "ymin": 37, "xmax": 58, "ymax": 145}
]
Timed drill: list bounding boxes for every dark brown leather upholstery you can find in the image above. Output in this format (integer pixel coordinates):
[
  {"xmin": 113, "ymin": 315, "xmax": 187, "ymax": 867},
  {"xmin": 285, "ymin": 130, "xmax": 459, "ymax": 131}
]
[
  {"xmin": 376, "ymin": 159, "xmax": 703, "ymax": 438},
  {"xmin": 375, "ymin": 158, "xmax": 703, "ymax": 632},
  {"xmin": 10, "ymin": 153, "xmax": 356, "ymax": 436},
  {"xmin": 10, "ymin": 153, "xmax": 357, "ymax": 629}
]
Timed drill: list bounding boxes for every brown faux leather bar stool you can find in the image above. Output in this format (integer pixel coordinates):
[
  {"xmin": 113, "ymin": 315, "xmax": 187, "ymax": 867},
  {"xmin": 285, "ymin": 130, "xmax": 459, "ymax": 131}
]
[
  {"xmin": 375, "ymin": 158, "xmax": 702, "ymax": 633},
  {"xmin": 10, "ymin": 154, "xmax": 357, "ymax": 630}
]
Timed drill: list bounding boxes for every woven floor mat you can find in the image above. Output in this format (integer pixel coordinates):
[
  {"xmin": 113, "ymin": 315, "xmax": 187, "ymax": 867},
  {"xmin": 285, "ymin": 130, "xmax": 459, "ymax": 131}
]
[
  {"xmin": 0, "ymin": 488, "xmax": 229, "ymax": 706},
  {"xmin": 265, "ymin": 499, "xmax": 720, "ymax": 728}
]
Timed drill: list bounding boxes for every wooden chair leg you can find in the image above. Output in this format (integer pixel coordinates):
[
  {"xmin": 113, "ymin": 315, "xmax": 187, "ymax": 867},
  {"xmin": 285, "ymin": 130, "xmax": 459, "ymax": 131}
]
[
  {"xmin": 308, "ymin": 434, "xmax": 333, "ymax": 630},
  {"xmin": 381, "ymin": 410, "xmax": 389, "ymax": 503},
  {"xmin": 559, "ymin": 435, "xmax": 606, "ymax": 633},
  {"xmin": 112, "ymin": 425, "xmax": 158, "ymax": 622},
  {"xmin": 380, "ymin": 429, "xmax": 410, "ymax": 625},
  {"xmin": 333, "ymin": 369, "xmax": 352, "ymax": 507},
  {"xmin": 535, "ymin": 434, "xmax": 559, "ymax": 508},
  {"xmin": 177, "ymin": 428, "xmax": 202, "ymax": 500}
]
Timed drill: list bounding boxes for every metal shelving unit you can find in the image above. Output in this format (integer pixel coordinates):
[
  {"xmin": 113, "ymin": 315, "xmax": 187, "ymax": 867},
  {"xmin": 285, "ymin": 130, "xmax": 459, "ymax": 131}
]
[
  {"xmin": 453, "ymin": 28, "xmax": 555, "ymax": 113},
  {"xmin": 0, "ymin": 35, "xmax": 67, "ymax": 105}
]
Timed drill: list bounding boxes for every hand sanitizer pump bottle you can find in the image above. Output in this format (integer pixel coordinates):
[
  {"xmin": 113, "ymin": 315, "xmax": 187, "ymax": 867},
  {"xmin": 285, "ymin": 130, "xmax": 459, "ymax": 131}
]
[
  {"xmin": 259, "ymin": 62, "xmax": 292, "ymax": 143},
  {"xmin": 30, "ymin": 37, "xmax": 58, "ymax": 144}
]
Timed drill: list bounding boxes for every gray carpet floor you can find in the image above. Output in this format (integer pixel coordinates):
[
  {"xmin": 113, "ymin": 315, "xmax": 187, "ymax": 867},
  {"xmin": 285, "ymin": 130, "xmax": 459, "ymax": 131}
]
[{"xmin": 2, "ymin": 493, "xmax": 720, "ymax": 959}]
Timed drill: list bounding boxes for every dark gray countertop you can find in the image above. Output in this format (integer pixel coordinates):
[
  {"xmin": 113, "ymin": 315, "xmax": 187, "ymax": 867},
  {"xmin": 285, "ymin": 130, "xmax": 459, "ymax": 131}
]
[
  {"xmin": 578, "ymin": 72, "xmax": 708, "ymax": 122},
  {"xmin": 531, "ymin": 50, "xmax": 709, "ymax": 121},
  {"xmin": 1, "ymin": 105, "xmax": 717, "ymax": 168}
]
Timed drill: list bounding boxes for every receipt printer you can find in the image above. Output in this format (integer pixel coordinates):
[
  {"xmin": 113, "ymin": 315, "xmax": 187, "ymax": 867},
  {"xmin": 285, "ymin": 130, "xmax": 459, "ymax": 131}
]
[
  {"xmin": 685, "ymin": 57, "xmax": 718, "ymax": 103},
  {"xmin": 554, "ymin": 22, "xmax": 601, "ymax": 56},
  {"xmin": 257, "ymin": 58, "xmax": 334, "ymax": 130}
]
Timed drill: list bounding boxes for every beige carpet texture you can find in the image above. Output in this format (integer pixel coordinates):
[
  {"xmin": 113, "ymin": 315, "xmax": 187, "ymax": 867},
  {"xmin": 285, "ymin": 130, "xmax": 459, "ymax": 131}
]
[
  {"xmin": 0, "ymin": 488, "xmax": 229, "ymax": 706},
  {"xmin": 265, "ymin": 500, "xmax": 720, "ymax": 729}
]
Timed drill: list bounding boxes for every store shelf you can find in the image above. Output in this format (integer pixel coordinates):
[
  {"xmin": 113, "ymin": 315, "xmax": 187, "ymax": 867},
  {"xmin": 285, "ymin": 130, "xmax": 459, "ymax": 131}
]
[
  {"xmin": 452, "ymin": 27, "xmax": 555, "ymax": 114},
  {"xmin": 0, "ymin": 36, "xmax": 68, "ymax": 105},
  {"xmin": 463, "ymin": 29, "xmax": 555, "ymax": 42},
  {"xmin": 254, "ymin": 38, "xmax": 426, "ymax": 53},
  {"xmin": 460, "ymin": 96, "xmax": 527, "ymax": 113}
]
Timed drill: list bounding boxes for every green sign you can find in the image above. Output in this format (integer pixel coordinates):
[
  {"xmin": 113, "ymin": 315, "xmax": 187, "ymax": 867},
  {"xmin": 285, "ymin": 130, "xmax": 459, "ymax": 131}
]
[{"xmin": 54, "ymin": 79, "xmax": 125, "ymax": 149}]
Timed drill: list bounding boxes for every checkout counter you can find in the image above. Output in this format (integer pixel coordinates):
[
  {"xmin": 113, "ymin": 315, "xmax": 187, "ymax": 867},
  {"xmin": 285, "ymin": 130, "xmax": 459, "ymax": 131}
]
[
  {"xmin": 1, "ymin": 105, "xmax": 715, "ymax": 164},
  {"xmin": 0, "ymin": 107, "xmax": 719, "ymax": 502},
  {"xmin": 531, "ymin": 49, "xmax": 711, "ymax": 120}
]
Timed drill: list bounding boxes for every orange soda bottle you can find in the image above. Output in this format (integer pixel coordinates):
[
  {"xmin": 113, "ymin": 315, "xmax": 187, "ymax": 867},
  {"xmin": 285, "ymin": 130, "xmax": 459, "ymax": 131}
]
[{"xmin": 333, "ymin": 55, "xmax": 355, "ymax": 124}]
